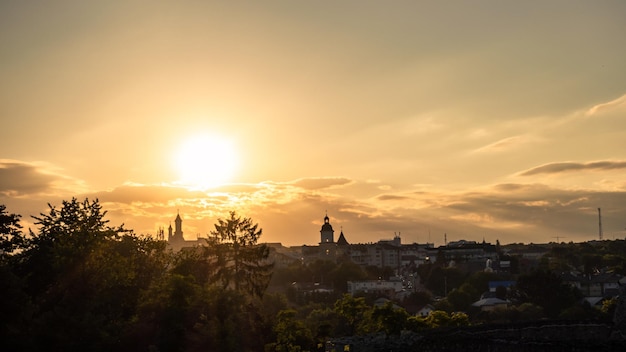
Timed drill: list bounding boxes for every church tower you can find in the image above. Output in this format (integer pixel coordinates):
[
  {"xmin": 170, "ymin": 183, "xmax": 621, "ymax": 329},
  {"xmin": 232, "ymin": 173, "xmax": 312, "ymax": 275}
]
[
  {"xmin": 168, "ymin": 212, "xmax": 185, "ymax": 248},
  {"xmin": 319, "ymin": 213, "xmax": 337, "ymax": 260},
  {"xmin": 320, "ymin": 213, "xmax": 335, "ymax": 243},
  {"xmin": 174, "ymin": 212, "xmax": 183, "ymax": 240}
]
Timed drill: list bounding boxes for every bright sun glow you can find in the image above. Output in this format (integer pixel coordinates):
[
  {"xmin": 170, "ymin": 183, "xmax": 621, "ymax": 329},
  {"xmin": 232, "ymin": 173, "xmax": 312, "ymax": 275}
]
[{"xmin": 174, "ymin": 134, "xmax": 239, "ymax": 189}]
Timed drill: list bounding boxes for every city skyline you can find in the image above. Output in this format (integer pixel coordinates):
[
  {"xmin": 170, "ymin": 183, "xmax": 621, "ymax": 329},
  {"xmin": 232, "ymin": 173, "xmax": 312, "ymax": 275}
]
[{"xmin": 2, "ymin": 1, "xmax": 626, "ymax": 246}]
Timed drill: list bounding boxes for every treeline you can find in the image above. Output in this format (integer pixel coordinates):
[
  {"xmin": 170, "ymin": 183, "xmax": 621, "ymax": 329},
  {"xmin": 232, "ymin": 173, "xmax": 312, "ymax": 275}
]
[
  {"xmin": 1, "ymin": 199, "xmax": 623, "ymax": 351},
  {"xmin": 0, "ymin": 199, "xmax": 462, "ymax": 352},
  {"xmin": 0, "ymin": 199, "xmax": 277, "ymax": 351}
]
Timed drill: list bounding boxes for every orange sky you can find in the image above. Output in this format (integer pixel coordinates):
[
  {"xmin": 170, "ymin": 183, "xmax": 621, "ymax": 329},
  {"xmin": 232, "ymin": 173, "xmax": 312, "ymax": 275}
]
[{"xmin": 2, "ymin": 1, "xmax": 626, "ymax": 246}]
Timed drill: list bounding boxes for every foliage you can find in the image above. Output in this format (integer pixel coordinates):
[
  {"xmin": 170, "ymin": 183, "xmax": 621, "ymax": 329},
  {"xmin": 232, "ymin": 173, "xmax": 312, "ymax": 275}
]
[
  {"xmin": 424, "ymin": 266, "xmax": 467, "ymax": 297},
  {"xmin": 406, "ymin": 315, "xmax": 430, "ymax": 331},
  {"xmin": 449, "ymin": 311, "xmax": 470, "ymax": 327},
  {"xmin": 0, "ymin": 199, "xmax": 171, "ymax": 350},
  {"xmin": 0, "ymin": 204, "xmax": 23, "ymax": 260},
  {"xmin": 329, "ymin": 260, "xmax": 368, "ymax": 292},
  {"xmin": 511, "ymin": 269, "xmax": 581, "ymax": 319},
  {"xmin": 402, "ymin": 290, "xmax": 433, "ymax": 314},
  {"xmin": 602, "ymin": 297, "xmax": 618, "ymax": 317},
  {"xmin": 407, "ymin": 310, "xmax": 470, "ymax": 330},
  {"xmin": 446, "ymin": 284, "xmax": 476, "ymax": 312},
  {"xmin": 426, "ymin": 310, "xmax": 451, "ymax": 328},
  {"xmin": 558, "ymin": 300, "xmax": 604, "ymax": 320},
  {"xmin": 0, "ymin": 200, "xmax": 274, "ymax": 351},
  {"xmin": 6, "ymin": 199, "xmax": 626, "ymax": 350},
  {"xmin": 205, "ymin": 211, "xmax": 274, "ymax": 297},
  {"xmin": 265, "ymin": 309, "xmax": 314, "ymax": 352},
  {"xmin": 370, "ymin": 301, "xmax": 410, "ymax": 335},
  {"xmin": 542, "ymin": 241, "xmax": 626, "ymax": 275},
  {"xmin": 433, "ymin": 298, "xmax": 454, "ymax": 313},
  {"xmin": 305, "ymin": 307, "xmax": 338, "ymax": 343},
  {"xmin": 334, "ymin": 294, "xmax": 372, "ymax": 336},
  {"xmin": 0, "ymin": 204, "xmax": 32, "ymax": 348},
  {"xmin": 308, "ymin": 259, "xmax": 337, "ymax": 284}
]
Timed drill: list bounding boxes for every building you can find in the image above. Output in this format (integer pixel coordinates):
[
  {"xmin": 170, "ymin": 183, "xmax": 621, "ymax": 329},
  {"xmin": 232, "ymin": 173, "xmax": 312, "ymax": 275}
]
[
  {"xmin": 416, "ymin": 304, "xmax": 435, "ymax": 317},
  {"xmin": 298, "ymin": 213, "xmax": 350, "ymax": 263},
  {"xmin": 426, "ymin": 240, "xmax": 498, "ymax": 273},
  {"xmin": 471, "ymin": 297, "xmax": 510, "ymax": 312},
  {"xmin": 319, "ymin": 213, "xmax": 337, "ymax": 260},
  {"xmin": 347, "ymin": 279, "xmax": 404, "ymax": 297},
  {"xmin": 165, "ymin": 212, "xmax": 203, "ymax": 251},
  {"xmin": 302, "ymin": 213, "xmax": 434, "ymax": 273}
]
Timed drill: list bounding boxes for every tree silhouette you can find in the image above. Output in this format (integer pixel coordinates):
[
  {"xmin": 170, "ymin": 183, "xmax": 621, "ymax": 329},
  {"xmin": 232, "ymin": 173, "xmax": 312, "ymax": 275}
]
[
  {"xmin": 370, "ymin": 301, "xmax": 410, "ymax": 335},
  {"xmin": 0, "ymin": 204, "xmax": 23, "ymax": 260},
  {"xmin": 4, "ymin": 198, "xmax": 168, "ymax": 350},
  {"xmin": 334, "ymin": 294, "xmax": 371, "ymax": 336},
  {"xmin": 205, "ymin": 211, "xmax": 273, "ymax": 297}
]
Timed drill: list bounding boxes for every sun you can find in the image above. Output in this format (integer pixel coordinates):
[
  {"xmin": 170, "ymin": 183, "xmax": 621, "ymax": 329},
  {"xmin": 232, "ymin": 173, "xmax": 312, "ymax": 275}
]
[{"xmin": 173, "ymin": 134, "xmax": 239, "ymax": 189}]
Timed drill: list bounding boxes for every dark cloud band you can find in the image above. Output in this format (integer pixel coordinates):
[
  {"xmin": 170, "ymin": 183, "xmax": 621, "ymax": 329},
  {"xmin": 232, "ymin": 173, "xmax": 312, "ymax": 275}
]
[{"xmin": 521, "ymin": 161, "xmax": 626, "ymax": 176}]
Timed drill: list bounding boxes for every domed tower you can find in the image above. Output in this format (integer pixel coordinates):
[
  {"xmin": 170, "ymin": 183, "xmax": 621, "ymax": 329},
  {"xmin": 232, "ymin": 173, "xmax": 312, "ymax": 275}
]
[
  {"xmin": 320, "ymin": 214, "xmax": 335, "ymax": 244},
  {"xmin": 319, "ymin": 213, "xmax": 337, "ymax": 261}
]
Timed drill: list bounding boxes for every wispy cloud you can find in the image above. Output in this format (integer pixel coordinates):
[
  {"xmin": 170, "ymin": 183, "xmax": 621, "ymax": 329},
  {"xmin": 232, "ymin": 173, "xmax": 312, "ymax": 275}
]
[
  {"xmin": 472, "ymin": 135, "xmax": 532, "ymax": 154},
  {"xmin": 292, "ymin": 177, "xmax": 353, "ymax": 190},
  {"xmin": 377, "ymin": 194, "xmax": 412, "ymax": 201},
  {"xmin": 520, "ymin": 161, "xmax": 626, "ymax": 176},
  {"xmin": 586, "ymin": 93, "xmax": 626, "ymax": 116}
]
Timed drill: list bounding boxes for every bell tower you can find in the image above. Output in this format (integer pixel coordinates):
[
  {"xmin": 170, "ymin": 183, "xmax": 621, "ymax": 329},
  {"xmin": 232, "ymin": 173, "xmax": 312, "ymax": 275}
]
[
  {"xmin": 319, "ymin": 213, "xmax": 337, "ymax": 261},
  {"xmin": 320, "ymin": 213, "xmax": 334, "ymax": 243}
]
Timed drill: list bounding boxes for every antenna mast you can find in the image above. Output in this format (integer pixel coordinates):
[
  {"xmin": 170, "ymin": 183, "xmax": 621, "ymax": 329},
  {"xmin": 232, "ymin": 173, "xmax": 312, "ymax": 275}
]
[{"xmin": 598, "ymin": 208, "xmax": 603, "ymax": 241}]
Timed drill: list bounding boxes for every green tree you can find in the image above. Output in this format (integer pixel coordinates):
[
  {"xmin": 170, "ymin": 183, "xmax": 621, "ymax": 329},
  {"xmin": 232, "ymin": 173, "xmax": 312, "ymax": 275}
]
[
  {"xmin": 32, "ymin": 198, "xmax": 123, "ymax": 237},
  {"xmin": 329, "ymin": 260, "xmax": 368, "ymax": 292},
  {"xmin": 406, "ymin": 315, "xmax": 429, "ymax": 331},
  {"xmin": 18, "ymin": 198, "xmax": 127, "ymax": 295},
  {"xmin": 516, "ymin": 302, "xmax": 545, "ymax": 321},
  {"xmin": 334, "ymin": 294, "xmax": 372, "ymax": 335},
  {"xmin": 511, "ymin": 269, "xmax": 581, "ymax": 318},
  {"xmin": 425, "ymin": 267, "xmax": 466, "ymax": 297},
  {"xmin": 205, "ymin": 211, "xmax": 273, "ymax": 297},
  {"xmin": 265, "ymin": 309, "xmax": 313, "ymax": 352},
  {"xmin": 134, "ymin": 273, "xmax": 203, "ymax": 351},
  {"xmin": 306, "ymin": 307, "xmax": 338, "ymax": 344},
  {"xmin": 602, "ymin": 297, "xmax": 618, "ymax": 318},
  {"xmin": 426, "ymin": 310, "xmax": 451, "ymax": 328},
  {"xmin": 433, "ymin": 298, "xmax": 454, "ymax": 313},
  {"xmin": 309, "ymin": 259, "xmax": 336, "ymax": 284},
  {"xmin": 446, "ymin": 286, "xmax": 474, "ymax": 312},
  {"xmin": 464, "ymin": 271, "xmax": 501, "ymax": 295},
  {"xmin": 370, "ymin": 301, "xmax": 409, "ymax": 335},
  {"xmin": 449, "ymin": 311, "xmax": 470, "ymax": 327},
  {"xmin": 402, "ymin": 291, "xmax": 432, "ymax": 314}
]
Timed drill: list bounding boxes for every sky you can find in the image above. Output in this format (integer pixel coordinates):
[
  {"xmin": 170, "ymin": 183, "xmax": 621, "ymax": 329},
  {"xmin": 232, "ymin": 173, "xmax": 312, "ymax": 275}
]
[{"xmin": 1, "ymin": 1, "xmax": 626, "ymax": 247}]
